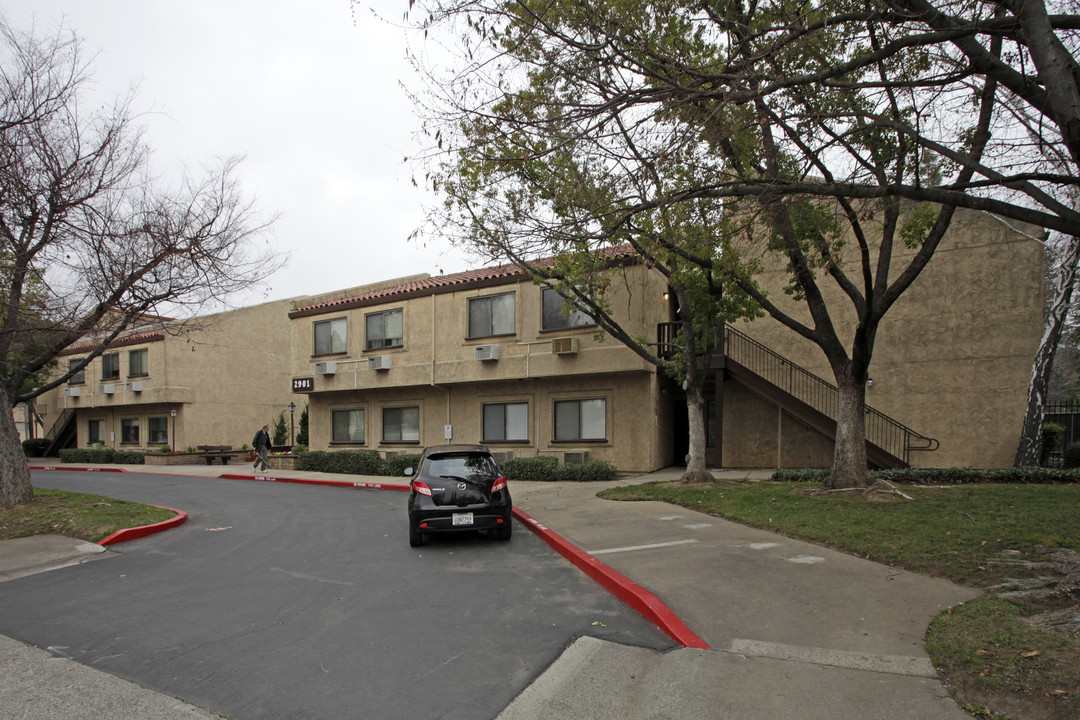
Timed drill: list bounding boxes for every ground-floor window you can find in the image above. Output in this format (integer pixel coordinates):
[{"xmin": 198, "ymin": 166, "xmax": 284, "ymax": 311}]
[
  {"xmin": 382, "ymin": 406, "xmax": 419, "ymax": 443},
  {"xmin": 332, "ymin": 409, "xmax": 365, "ymax": 443},
  {"xmin": 120, "ymin": 418, "xmax": 140, "ymax": 444},
  {"xmin": 148, "ymin": 417, "xmax": 168, "ymax": 445},
  {"xmin": 483, "ymin": 402, "xmax": 528, "ymax": 442},
  {"xmin": 87, "ymin": 419, "xmax": 104, "ymax": 444},
  {"xmin": 553, "ymin": 398, "xmax": 606, "ymax": 441}
]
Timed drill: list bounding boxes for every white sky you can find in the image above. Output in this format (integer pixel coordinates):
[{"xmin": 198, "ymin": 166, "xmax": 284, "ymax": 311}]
[{"xmin": 3, "ymin": 0, "xmax": 472, "ymax": 310}]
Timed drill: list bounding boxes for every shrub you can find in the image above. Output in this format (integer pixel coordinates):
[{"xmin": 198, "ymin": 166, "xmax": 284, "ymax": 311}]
[
  {"xmin": 558, "ymin": 460, "xmax": 619, "ymax": 482},
  {"xmin": 298, "ymin": 450, "xmax": 386, "ymax": 476},
  {"xmin": 771, "ymin": 467, "xmax": 1080, "ymax": 484},
  {"xmin": 22, "ymin": 438, "xmax": 51, "ymax": 457},
  {"xmin": 290, "ymin": 444, "xmax": 308, "ymax": 454},
  {"xmin": 383, "ymin": 453, "xmax": 421, "ymax": 477},
  {"xmin": 57, "ymin": 448, "xmax": 143, "ymax": 464},
  {"xmin": 502, "ymin": 456, "xmax": 560, "ymax": 481},
  {"xmin": 1041, "ymin": 421, "xmax": 1066, "ymax": 466},
  {"xmin": 1063, "ymin": 443, "xmax": 1080, "ymax": 470}
]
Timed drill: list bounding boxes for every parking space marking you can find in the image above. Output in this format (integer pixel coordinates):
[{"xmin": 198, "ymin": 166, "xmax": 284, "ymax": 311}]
[{"xmin": 587, "ymin": 539, "xmax": 699, "ymax": 555}]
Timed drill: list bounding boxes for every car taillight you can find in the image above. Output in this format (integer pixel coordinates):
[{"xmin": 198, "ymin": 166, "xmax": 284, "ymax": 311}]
[
  {"xmin": 414, "ymin": 481, "xmax": 433, "ymax": 497},
  {"xmin": 491, "ymin": 477, "xmax": 507, "ymax": 494}
]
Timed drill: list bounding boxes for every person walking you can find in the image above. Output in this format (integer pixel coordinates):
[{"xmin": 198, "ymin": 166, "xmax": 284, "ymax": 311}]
[{"xmin": 252, "ymin": 424, "xmax": 271, "ymax": 472}]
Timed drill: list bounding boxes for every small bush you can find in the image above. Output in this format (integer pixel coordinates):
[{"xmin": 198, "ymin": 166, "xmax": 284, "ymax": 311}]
[
  {"xmin": 57, "ymin": 448, "xmax": 142, "ymax": 464},
  {"xmin": 1041, "ymin": 421, "xmax": 1066, "ymax": 466},
  {"xmin": 502, "ymin": 456, "xmax": 560, "ymax": 481},
  {"xmin": 558, "ymin": 460, "xmax": 619, "ymax": 482},
  {"xmin": 1063, "ymin": 443, "xmax": 1080, "ymax": 470},
  {"xmin": 22, "ymin": 438, "xmax": 51, "ymax": 457},
  {"xmin": 383, "ymin": 453, "xmax": 421, "ymax": 477},
  {"xmin": 298, "ymin": 450, "xmax": 386, "ymax": 476},
  {"xmin": 290, "ymin": 444, "xmax": 308, "ymax": 455}
]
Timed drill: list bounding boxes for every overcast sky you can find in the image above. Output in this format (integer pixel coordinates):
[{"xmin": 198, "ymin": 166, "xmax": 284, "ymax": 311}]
[{"xmin": 4, "ymin": 0, "xmax": 473, "ymax": 310}]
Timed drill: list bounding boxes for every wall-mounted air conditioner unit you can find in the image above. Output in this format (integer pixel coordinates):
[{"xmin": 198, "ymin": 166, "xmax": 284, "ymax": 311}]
[
  {"xmin": 314, "ymin": 361, "xmax": 337, "ymax": 375},
  {"xmin": 64, "ymin": 387, "xmax": 81, "ymax": 397},
  {"xmin": 552, "ymin": 337, "xmax": 579, "ymax": 355},
  {"xmin": 99, "ymin": 384, "xmax": 116, "ymax": 395},
  {"xmin": 369, "ymin": 355, "xmax": 392, "ymax": 371},
  {"xmin": 474, "ymin": 344, "xmax": 501, "ymax": 361},
  {"xmin": 125, "ymin": 382, "xmax": 144, "ymax": 392},
  {"xmin": 491, "ymin": 450, "xmax": 514, "ymax": 465},
  {"xmin": 563, "ymin": 451, "xmax": 590, "ymax": 465}
]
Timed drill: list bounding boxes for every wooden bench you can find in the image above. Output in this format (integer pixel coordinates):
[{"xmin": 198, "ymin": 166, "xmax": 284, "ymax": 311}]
[{"xmin": 197, "ymin": 445, "xmax": 244, "ymax": 465}]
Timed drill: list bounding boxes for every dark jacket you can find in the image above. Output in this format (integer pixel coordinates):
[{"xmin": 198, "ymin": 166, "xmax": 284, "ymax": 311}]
[{"xmin": 252, "ymin": 429, "xmax": 271, "ymax": 453}]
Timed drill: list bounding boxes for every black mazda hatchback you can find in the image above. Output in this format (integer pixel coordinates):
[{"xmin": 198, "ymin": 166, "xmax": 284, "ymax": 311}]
[{"xmin": 406, "ymin": 445, "xmax": 513, "ymax": 547}]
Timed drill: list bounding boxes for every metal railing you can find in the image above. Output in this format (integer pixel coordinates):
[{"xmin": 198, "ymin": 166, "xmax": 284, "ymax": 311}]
[
  {"xmin": 656, "ymin": 321, "xmax": 939, "ymax": 465},
  {"xmin": 722, "ymin": 325, "xmax": 938, "ymax": 465}
]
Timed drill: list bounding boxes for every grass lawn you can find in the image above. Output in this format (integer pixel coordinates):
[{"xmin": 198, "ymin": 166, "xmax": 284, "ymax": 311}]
[
  {"xmin": 0, "ymin": 488, "xmax": 177, "ymax": 544},
  {"xmin": 599, "ymin": 480, "xmax": 1080, "ymax": 720}
]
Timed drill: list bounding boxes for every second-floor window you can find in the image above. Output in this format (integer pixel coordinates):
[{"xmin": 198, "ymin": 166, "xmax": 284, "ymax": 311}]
[
  {"xmin": 314, "ymin": 318, "xmax": 347, "ymax": 356},
  {"xmin": 332, "ymin": 409, "xmax": 365, "ymax": 443},
  {"xmin": 468, "ymin": 293, "xmax": 515, "ymax": 339},
  {"xmin": 366, "ymin": 309, "xmax": 403, "ymax": 350},
  {"xmin": 128, "ymin": 349, "xmax": 148, "ymax": 377},
  {"xmin": 102, "ymin": 353, "xmax": 120, "ymax": 381},
  {"xmin": 69, "ymin": 359, "xmax": 85, "ymax": 385},
  {"xmin": 542, "ymin": 288, "xmax": 594, "ymax": 331}
]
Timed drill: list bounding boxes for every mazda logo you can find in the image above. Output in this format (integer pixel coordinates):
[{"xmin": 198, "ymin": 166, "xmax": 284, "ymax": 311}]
[{"xmin": 457, "ymin": 482, "xmax": 467, "ymax": 490}]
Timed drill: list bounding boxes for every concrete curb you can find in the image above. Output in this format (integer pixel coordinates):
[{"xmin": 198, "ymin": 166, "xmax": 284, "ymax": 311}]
[{"xmin": 36, "ymin": 466, "xmax": 706, "ymax": 649}]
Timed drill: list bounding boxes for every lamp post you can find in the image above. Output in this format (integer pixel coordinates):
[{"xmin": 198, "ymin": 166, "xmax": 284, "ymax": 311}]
[
  {"xmin": 288, "ymin": 402, "xmax": 296, "ymax": 446},
  {"xmin": 170, "ymin": 409, "xmax": 177, "ymax": 451}
]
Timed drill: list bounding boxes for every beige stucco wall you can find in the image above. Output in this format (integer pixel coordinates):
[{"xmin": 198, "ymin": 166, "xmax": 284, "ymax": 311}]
[
  {"xmin": 38, "ymin": 298, "xmax": 298, "ymax": 452},
  {"xmin": 733, "ymin": 207, "xmax": 1044, "ymax": 468},
  {"xmin": 291, "ymin": 265, "xmax": 672, "ymax": 472}
]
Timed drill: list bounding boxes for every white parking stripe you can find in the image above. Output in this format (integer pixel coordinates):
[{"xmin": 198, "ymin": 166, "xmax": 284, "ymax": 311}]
[{"xmin": 587, "ymin": 539, "xmax": 699, "ymax": 555}]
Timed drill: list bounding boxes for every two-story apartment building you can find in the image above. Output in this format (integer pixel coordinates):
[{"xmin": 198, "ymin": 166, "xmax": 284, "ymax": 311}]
[
  {"xmin": 286, "ymin": 208, "xmax": 1044, "ymax": 473},
  {"xmin": 37, "ymin": 299, "xmax": 298, "ymax": 454}
]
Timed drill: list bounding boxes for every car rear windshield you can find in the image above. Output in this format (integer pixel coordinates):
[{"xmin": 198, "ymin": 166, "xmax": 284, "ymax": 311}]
[{"xmin": 424, "ymin": 453, "xmax": 499, "ymax": 479}]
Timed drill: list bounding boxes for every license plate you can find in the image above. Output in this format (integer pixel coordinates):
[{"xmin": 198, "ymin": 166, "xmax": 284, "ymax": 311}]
[{"xmin": 452, "ymin": 513, "xmax": 474, "ymax": 526}]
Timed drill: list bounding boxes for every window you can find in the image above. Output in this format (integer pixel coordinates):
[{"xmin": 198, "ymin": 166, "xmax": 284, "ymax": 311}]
[
  {"xmin": 542, "ymin": 288, "xmax": 594, "ymax": 331},
  {"xmin": 128, "ymin": 348, "xmax": 148, "ymax": 377},
  {"xmin": 314, "ymin": 318, "xmax": 347, "ymax": 356},
  {"xmin": 468, "ymin": 293, "xmax": 515, "ymax": 338},
  {"xmin": 101, "ymin": 353, "xmax": 120, "ymax": 381},
  {"xmin": 69, "ymin": 359, "xmax": 85, "ymax": 385},
  {"xmin": 120, "ymin": 418, "xmax": 140, "ymax": 444},
  {"xmin": 332, "ymin": 409, "xmax": 365, "ymax": 443},
  {"xmin": 382, "ymin": 406, "xmax": 419, "ymax": 443},
  {"xmin": 148, "ymin": 417, "xmax": 168, "ymax": 445},
  {"xmin": 483, "ymin": 402, "xmax": 529, "ymax": 442},
  {"xmin": 87, "ymin": 419, "xmax": 104, "ymax": 444},
  {"xmin": 365, "ymin": 309, "xmax": 403, "ymax": 350},
  {"xmin": 554, "ymin": 398, "xmax": 607, "ymax": 441}
]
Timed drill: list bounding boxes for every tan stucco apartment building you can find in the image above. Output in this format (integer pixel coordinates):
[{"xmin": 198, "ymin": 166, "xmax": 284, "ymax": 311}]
[{"xmin": 31, "ymin": 208, "xmax": 1044, "ymax": 472}]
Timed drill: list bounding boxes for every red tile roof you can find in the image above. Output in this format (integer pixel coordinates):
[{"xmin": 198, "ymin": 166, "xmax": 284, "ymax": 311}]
[{"xmin": 60, "ymin": 330, "xmax": 166, "ymax": 356}]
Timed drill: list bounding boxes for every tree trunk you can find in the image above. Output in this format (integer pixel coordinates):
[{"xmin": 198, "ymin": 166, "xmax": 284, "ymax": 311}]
[
  {"xmin": 0, "ymin": 386, "xmax": 34, "ymax": 510},
  {"xmin": 681, "ymin": 374, "xmax": 714, "ymax": 483},
  {"xmin": 824, "ymin": 370, "xmax": 871, "ymax": 489},
  {"xmin": 1015, "ymin": 235, "xmax": 1080, "ymax": 466}
]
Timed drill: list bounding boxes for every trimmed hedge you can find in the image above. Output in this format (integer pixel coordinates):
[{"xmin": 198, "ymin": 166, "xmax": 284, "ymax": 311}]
[
  {"xmin": 771, "ymin": 467, "xmax": 1080, "ymax": 484},
  {"xmin": 298, "ymin": 450, "xmax": 386, "ymax": 475},
  {"xmin": 57, "ymin": 448, "xmax": 145, "ymax": 464},
  {"xmin": 383, "ymin": 453, "xmax": 421, "ymax": 477},
  {"xmin": 22, "ymin": 438, "xmax": 51, "ymax": 457},
  {"xmin": 502, "ymin": 455, "xmax": 619, "ymax": 482}
]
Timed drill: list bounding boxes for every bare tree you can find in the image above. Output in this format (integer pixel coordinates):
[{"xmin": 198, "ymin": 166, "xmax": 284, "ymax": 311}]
[
  {"xmin": 0, "ymin": 20, "xmax": 281, "ymax": 510},
  {"xmin": 409, "ymin": 0, "xmax": 1078, "ymax": 488}
]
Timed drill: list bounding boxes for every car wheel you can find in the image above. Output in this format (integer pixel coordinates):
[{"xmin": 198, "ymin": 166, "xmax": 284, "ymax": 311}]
[
  {"xmin": 409, "ymin": 523, "xmax": 424, "ymax": 547},
  {"xmin": 496, "ymin": 518, "xmax": 512, "ymax": 541}
]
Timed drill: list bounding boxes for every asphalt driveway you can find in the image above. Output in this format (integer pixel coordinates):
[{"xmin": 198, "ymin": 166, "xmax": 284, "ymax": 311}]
[{"xmin": 0, "ymin": 471, "xmax": 673, "ymax": 720}]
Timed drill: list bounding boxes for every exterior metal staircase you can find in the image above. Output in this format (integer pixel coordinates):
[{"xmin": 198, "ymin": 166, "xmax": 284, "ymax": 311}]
[
  {"xmin": 43, "ymin": 408, "xmax": 77, "ymax": 457},
  {"xmin": 659, "ymin": 322, "xmax": 939, "ymax": 468}
]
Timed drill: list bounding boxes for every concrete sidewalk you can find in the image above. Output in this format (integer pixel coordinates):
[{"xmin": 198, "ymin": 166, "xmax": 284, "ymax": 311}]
[{"xmin": 1, "ymin": 464, "xmax": 979, "ymax": 719}]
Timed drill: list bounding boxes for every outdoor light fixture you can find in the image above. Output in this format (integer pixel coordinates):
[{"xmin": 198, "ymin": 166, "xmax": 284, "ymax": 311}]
[
  {"xmin": 170, "ymin": 408, "xmax": 177, "ymax": 450},
  {"xmin": 288, "ymin": 401, "xmax": 296, "ymax": 446}
]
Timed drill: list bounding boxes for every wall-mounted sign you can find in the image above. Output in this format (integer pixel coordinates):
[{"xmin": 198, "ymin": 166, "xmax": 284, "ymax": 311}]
[{"xmin": 292, "ymin": 377, "xmax": 314, "ymax": 393}]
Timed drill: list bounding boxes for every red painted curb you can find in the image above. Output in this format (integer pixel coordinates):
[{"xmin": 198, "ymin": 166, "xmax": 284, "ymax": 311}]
[
  {"xmin": 219, "ymin": 473, "xmax": 410, "ymax": 492},
  {"xmin": 513, "ymin": 506, "xmax": 711, "ymax": 650},
  {"xmin": 98, "ymin": 506, "xmax": 188, "ymax": 546},
  {"xmin": 29, "ymin": 465, "xmax": 128, "ymax": 473}
]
